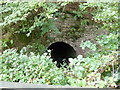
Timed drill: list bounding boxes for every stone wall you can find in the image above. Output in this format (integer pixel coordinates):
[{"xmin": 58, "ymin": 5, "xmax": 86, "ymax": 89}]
[{"xmin": 47, "ymin": 2, "xmax": 109, "ymax": 57}]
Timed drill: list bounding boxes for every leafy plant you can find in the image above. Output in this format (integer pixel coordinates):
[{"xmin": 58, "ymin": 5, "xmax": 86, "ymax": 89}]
[
  {"xmin": 1, "ymin": 1, "xmax": 63, "ymax": 49},
  {"xmin": 78, "ymin": 2, "xmax": 119, "ymax": 88},
  {"xmin": 0, "ymin": 48, "xmax": 119, "ymax": 88},
  {"xmin": 0, "ymin": 2, "xmax": 119, "ymax": 88},
  {"xmin": 0, "ymin": 49, "xmax": 66, "ymax": 85}
]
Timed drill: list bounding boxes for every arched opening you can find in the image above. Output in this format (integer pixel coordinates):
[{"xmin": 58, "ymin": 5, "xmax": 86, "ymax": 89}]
[{"xmin": 47, "ymin": 42, "xmax": 77, "ymax": 68}]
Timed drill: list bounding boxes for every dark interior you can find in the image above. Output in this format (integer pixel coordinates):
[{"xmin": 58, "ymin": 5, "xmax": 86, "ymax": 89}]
[{"xmin": 47, "ymin": 42, "xmax": 77, "ymax": 68}]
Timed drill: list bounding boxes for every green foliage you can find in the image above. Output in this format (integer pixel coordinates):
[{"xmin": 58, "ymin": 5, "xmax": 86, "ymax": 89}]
[
  {"xmin": 72, "ymin": 2, "xmax": 119, "ymax": 31},
  {"xmin": 0, "ymin": 2, "xmax": 119, "ymax": 88},
  {"xmin": 79, "ymin": 2, "xmax": 119, "ymax": 56},
  {"xmin": 68, "ymin": 53, "xmax": 118, "ymax": 88},
  {"xmin": 1, "ymin": 1, "xmax": 64, "ymax": 34},
  {"xmin": 85, "ymin": 2, "xmax": 119, "ymax": 31},
  {"xmin": 19, "ymin": 42, "xmax": 46, "ymax": 55},
  {"xmin": 79, "ymin": 33, "xmax": 119, "ymax": 88},
  {"xmin": 80, "ymin": 41, "xmax": 97, "ymax": 51},
  {"xmin": 1, "ymin": 48, "xmax": 119, "ymax": 88},
  {"xmin": 1, "ymin": 1, "xmax": 63, "ymax": 49},
  {"xmin": 0, "ymin": 49, "xmax": 66, "ymax": 85},
  {"xmin": 80, "ymin": 33, "xmax": 118, "ymax": 55},
  {"xmin": 78, "ymin": 2, "xmax": 119, "ymax": 88}
]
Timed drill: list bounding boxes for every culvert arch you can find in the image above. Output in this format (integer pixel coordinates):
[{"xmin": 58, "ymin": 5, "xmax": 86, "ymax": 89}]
[{"xmin": 47, "ymin": 41, "xmax": 77, "ymax": 68}]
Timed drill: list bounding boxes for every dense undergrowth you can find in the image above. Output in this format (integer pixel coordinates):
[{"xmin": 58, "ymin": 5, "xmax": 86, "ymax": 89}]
[{"xmin": 0, "ymin": 1, "xmax": 119, "ymax": 88}]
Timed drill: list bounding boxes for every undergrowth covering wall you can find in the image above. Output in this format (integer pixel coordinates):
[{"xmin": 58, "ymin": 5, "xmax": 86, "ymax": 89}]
[{"xmin": 0, "ymin": 1, "xmax": 119, "ymax": 88}]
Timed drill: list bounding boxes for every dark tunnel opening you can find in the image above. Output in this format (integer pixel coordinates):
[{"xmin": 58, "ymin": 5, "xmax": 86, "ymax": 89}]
[{"xmin": 47, "ymin": 42, "xmax": 77, "ymax": 68}]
